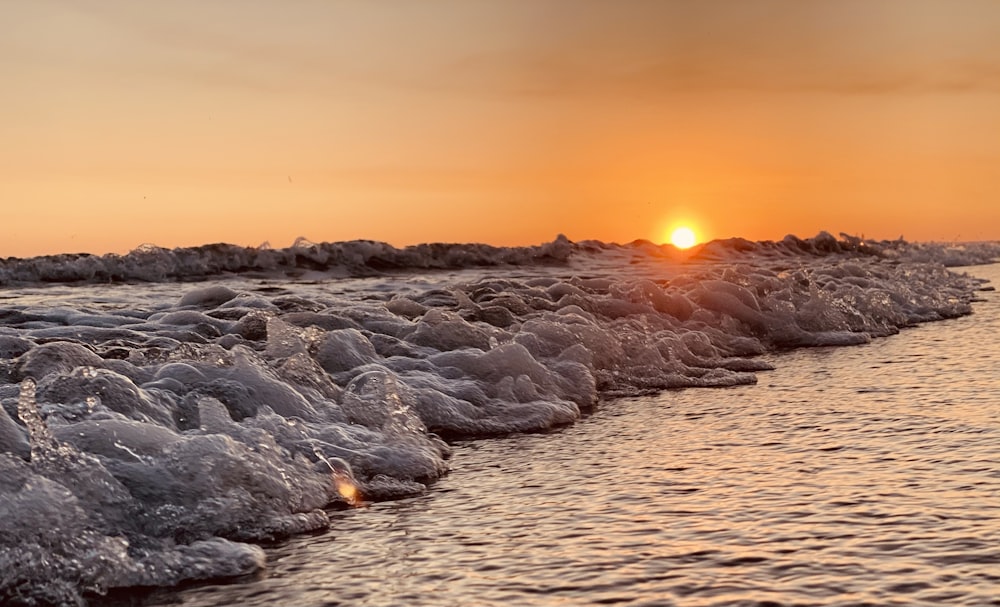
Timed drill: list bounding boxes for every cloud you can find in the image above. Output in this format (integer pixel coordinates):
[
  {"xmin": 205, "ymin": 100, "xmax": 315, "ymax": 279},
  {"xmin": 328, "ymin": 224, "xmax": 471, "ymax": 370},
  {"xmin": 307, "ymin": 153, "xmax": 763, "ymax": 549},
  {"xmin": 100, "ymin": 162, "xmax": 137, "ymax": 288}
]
[
  {"xmin": 372, "ymin": 0, "xmax": 1000, "ymax": 98},
  {"xmin": 8, "ymin": 0, "xmax": 1000, "ymax": 100}
]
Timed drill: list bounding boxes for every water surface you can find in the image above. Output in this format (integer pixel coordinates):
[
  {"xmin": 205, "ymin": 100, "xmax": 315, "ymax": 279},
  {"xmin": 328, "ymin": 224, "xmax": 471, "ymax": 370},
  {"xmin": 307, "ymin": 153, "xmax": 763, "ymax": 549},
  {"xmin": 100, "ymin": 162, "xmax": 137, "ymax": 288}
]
[{"xmin": 142, "ymin": 265, "xmax": 1000, "ymax": 606}]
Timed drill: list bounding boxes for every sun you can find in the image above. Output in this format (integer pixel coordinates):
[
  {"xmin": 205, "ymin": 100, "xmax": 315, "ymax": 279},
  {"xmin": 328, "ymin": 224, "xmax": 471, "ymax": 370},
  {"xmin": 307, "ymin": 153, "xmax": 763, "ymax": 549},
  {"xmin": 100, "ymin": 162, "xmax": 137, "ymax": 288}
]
[{"xmin": 669, "ymin": 226, "xmax": 698, "ymax": 249}]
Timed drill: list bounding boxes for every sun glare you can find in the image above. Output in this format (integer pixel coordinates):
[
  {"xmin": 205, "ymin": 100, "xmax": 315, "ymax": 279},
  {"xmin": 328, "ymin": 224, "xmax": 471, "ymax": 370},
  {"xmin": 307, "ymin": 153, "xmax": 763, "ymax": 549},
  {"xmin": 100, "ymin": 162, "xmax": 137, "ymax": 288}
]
[
  {"xmin": 670, "ymin": 226, "xmax": 698, "ymax": 249},
  {"xmin": 333, "ymin": 470, "xmax": 362, "ymax": 507}
]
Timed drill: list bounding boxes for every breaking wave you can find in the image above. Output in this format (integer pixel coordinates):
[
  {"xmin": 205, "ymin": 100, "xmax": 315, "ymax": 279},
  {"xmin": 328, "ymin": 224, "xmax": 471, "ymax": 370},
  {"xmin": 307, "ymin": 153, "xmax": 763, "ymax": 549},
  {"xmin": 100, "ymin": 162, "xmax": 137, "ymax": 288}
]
[
  {"xmin": 1, "ymin": 232, "xmax": 997, "ymax": 287},
  {"xmin": 0, "ymin": 232, "xmax": 997, "ymax": 605}
]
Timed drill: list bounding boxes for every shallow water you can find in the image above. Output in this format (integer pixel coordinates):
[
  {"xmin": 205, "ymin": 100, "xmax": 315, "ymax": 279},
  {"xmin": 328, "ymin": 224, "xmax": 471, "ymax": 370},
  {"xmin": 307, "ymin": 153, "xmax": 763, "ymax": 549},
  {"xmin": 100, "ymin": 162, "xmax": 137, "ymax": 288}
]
[{"xmin": 136, "ymin": 265, "xmax": 1000, "ymax": 607}]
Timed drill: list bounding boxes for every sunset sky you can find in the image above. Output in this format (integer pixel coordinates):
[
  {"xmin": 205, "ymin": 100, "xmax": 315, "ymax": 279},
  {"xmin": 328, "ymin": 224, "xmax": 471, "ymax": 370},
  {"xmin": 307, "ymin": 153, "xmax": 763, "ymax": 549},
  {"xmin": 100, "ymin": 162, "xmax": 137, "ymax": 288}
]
[{"xmin": 3, "ymin": 0, "xmax": 1000, "ymax": 258}]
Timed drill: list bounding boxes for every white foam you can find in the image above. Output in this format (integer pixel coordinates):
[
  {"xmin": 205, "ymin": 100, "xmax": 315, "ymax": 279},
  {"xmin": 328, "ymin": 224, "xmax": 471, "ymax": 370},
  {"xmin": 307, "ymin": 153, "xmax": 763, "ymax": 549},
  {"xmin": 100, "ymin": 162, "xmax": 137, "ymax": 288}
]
[{"xmin": 0, "ymin": 232, "xmax": 996, "ymax": 603}]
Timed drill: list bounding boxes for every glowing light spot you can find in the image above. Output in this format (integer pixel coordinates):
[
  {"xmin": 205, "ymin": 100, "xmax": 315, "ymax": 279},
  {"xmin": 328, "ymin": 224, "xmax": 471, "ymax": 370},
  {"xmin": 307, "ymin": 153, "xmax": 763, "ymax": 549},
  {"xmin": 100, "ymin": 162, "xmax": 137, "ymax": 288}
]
[
  {"xmin": 670, "ymin": 226, "xmax": 698, "ymax": 249},
  {"xmin": 333, "ymin": 471, "xmax": 362, "ymax": 507}
]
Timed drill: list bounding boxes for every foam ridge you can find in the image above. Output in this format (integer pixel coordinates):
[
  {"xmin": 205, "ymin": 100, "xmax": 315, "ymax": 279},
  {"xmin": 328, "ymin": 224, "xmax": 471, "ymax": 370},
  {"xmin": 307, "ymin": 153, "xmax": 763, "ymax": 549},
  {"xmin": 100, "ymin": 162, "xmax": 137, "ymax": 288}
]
[{"xmin": 0, "ymin": 231, "xmax": 996, "ymax": 604}]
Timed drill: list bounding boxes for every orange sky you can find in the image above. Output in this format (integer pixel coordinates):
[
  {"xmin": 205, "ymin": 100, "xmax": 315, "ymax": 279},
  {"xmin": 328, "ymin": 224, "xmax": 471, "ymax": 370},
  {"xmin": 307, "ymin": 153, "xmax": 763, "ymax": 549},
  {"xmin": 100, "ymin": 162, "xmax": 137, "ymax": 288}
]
[{"xmin": 3, "ymin": 0, "xmax": 1000, "ymax": 258}]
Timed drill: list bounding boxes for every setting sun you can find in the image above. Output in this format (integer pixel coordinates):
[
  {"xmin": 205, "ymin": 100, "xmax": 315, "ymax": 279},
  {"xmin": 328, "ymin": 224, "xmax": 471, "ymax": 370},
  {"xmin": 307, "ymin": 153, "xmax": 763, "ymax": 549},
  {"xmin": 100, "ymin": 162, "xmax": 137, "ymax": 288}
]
[{"xmin": 670, "ymin": 226, "xmax": 698, "ymax": 249}]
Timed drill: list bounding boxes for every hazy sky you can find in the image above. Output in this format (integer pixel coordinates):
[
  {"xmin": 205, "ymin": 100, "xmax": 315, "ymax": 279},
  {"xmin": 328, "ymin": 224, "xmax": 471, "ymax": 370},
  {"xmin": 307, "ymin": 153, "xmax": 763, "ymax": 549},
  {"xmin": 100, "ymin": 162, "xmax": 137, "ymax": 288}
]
[{"xmin": 3, "ymin": 0, "xmax": 1000, "ymax": 257}]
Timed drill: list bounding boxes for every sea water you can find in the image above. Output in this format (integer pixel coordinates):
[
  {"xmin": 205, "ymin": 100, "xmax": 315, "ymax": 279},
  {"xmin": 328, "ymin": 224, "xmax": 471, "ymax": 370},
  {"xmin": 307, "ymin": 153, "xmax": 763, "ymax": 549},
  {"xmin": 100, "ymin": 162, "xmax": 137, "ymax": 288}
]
[
  {"xmin": 1, "ymin": 234, "xmax": 998, "ymax": 606},
  {"xmin": 136, "ymin": 264, "xmax": 1000, "ymax": 607}
]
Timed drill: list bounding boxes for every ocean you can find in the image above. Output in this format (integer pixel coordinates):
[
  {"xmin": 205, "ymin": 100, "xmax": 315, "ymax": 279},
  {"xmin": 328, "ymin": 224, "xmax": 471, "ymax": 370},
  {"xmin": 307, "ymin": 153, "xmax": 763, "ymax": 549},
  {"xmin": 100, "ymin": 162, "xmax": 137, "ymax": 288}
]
[{"xmin": 1, "ymin": 233, "xmax": 998, "ymax": 606}]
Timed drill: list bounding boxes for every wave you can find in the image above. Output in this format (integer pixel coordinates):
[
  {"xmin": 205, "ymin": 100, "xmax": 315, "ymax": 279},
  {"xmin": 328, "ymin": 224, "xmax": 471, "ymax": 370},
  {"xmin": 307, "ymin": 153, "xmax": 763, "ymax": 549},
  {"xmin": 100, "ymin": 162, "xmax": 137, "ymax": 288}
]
[
  {"xmin": 0, "ymin": 232, "xmax": 997, "ymax": 605},
  {"xmin": 0, "ymin": 236, "xmax": 575, "ymax": 286},
  {"xmin": 2, "ymin": 232, "xmax": 998, "ymax": 287}
]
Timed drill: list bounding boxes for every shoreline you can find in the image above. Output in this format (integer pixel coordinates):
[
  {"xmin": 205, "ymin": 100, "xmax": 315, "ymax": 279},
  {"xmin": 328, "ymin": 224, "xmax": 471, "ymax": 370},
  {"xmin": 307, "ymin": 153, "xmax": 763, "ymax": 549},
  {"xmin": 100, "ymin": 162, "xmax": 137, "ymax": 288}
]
[{"xmin": 1, "ymin": 235, "xmax": 998, "ymax": 605}]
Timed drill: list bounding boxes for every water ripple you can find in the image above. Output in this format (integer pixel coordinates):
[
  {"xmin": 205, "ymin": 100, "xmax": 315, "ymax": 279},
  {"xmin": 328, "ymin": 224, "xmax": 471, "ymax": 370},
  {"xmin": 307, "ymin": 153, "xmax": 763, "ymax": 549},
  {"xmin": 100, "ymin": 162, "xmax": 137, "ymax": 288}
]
[{"xmin": 146, "ymin": 265, "xmax": 1000, "ymax": 606}]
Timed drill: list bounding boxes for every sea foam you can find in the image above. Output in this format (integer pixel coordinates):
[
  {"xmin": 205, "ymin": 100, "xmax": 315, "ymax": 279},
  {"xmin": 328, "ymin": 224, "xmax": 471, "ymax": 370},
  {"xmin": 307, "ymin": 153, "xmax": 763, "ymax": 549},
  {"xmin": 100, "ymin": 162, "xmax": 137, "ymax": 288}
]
[{"xmin": 0, "ymin": 232, "xmax": 997, "ymax": 605}]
